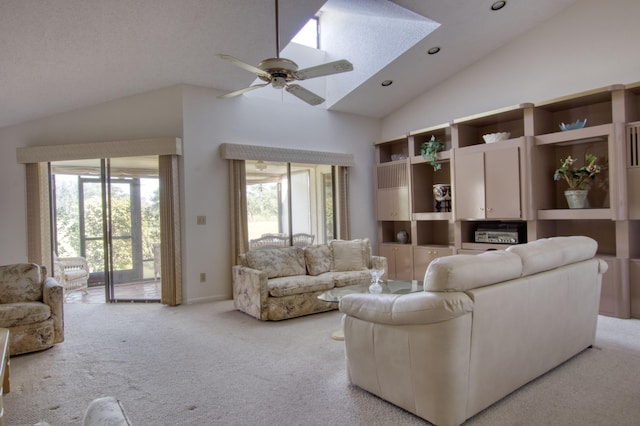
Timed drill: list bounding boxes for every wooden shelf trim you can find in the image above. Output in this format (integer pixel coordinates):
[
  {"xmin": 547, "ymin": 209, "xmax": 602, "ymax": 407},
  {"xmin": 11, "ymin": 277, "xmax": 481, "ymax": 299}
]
[
  {"xmin": 537, "ymin": 208, "xmax": 612, "ymax": 220},
  {"xmin": 413, "ymin": 212, "xmax": 453, "ymax": 221},
  {"xmin": 534, "ymin": 123, "xmax": 612, "ymax": 145}
]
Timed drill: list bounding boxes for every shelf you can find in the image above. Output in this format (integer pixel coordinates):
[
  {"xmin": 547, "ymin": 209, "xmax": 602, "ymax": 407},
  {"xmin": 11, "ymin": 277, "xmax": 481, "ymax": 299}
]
[
  {"xmin": 415, "ymin": 244, "xmax": 453, "ymax": 249},
  {"xmin": 413, "ymin": 212, "xmax": 453, "ymax": 221},
  {"xmin": 409, "ymin": 123, "xmax": 451, "ymax": 157},
  {"xmin": 456, "ymin": 136, "xmax": 524, "ymax": 153},
  {"xmin": 452, "ymin": 104, "xmax": 531, "ymax": 149},
  {"xmin": 534, "ymin": 123, "xmax": 612, "ymax": 145},
  {"xmin": 537, "ymin": 209, "xmax": 612, "ymax": 220},
  {"xmin": 410, "ymin": 150, "xmax": 451, "ymax": 164},
  {"xmin": 376, "ymin": 136, "xmax": 408, "ymax": 164}
]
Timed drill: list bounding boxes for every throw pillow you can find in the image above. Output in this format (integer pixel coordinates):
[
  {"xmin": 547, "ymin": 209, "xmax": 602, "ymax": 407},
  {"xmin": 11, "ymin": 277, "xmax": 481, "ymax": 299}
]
[
  {"xmin": 304, "ymin": 244, "xmax": 332, "ymax": 276},
  {"xmin": 330, "ymin": 239, "xmax": 370, "ymax": 272},
  {"xmin": 244, "ymin": 247, "xmax": 306, "ymax": 279},
  {"xmin": 0, "ymin": 263, "xmax": 44, "ymax": 304}
]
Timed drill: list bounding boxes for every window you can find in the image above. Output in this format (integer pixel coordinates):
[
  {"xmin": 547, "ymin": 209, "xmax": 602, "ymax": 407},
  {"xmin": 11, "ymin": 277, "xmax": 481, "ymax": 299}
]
[
  {"xmin": 220, "ymin": 142, "xmax": 353, "ymax": 260},
  {"xmin": 246, "ymin": 160, "xmax": 333, "ymax": 249}
]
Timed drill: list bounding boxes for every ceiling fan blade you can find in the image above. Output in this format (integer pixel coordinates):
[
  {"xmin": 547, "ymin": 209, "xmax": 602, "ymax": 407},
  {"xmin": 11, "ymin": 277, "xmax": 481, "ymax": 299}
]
[
  {"xmin": 285, "ymin": 84, "xmax": 325, "ymax": 106},
  {"xmin": 218, "ymin": 83, "xmax": 269, "ymax": 99},
  {"xmin": 295, "ymin": 60, "xmax": 354, "ymax": 80},
  {"xmin": 216, "ymin": 54, "xmax": 271, "ymax": 79}
]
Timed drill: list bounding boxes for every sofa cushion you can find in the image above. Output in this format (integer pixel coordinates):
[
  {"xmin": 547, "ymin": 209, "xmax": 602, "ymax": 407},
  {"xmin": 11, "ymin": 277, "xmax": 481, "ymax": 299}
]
[
  {"xmin": 268, "ymin": 275, "xmax": 334, "ymax": 297},
  {"xmin": 506, "ymin": 236, "xmax": 598, "ymax": 277},
  {"xmin": 424, "ymin": 250, "xmax": 523, "ymax": 292},
  {"xmin": 304, "ymin": 244, "xmax": 332, "ymax": 276},
  {"xmin": 0, "ymin": 263, "xmax": 44, "ymax": 303},
  {"xmin": 0, "ymin": 302, "xmax": 51, "ymax": 328},
  {"xmin": 323, "ymin": 271, "xmax": 371, "ymax": 288},
  {"xmin": 330, "ymin": 239, "xmax": 371, "ymax": 272},
  {"xmin": 244, "ymin": 247, "xmax": 306, "ymax": 279}
]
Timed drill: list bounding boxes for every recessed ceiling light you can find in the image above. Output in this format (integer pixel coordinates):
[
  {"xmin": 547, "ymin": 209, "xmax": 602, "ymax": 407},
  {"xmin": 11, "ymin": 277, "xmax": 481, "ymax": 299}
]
[
  {"xmin": 381, "ymin": 80, "xmax": 393, "ymax": 87},
  {"xmin": 491, "ymin": 1, "xmax": 507, "ymax": 11},
  {"xmin": 427, "ymin": 46, "xmax": 441, "ymax": 55}
]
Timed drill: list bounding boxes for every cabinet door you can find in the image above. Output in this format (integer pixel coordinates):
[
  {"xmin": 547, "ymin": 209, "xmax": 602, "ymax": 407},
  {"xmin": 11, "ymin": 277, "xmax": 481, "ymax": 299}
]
[
  {"xmin": 377, "ymin": 187, "xmax": 410, "ymax": 220},
  {"xmin": 378, "ymin": 244, "xmax": 397, "ymax": 278},
  {"xmin": 485, "ymin": 147, "xmax": 521, "ymax": 219},
  {"xmin": 394, "ymin": 245, "xmax": 414, "ymax": 280},
  {"xmin": 413, "ymin": 246, "xmax": 454, "ymax": 281},
  {"xmin": 454, "ymin": 151, "xmax": 485, "ymax": 219},
  {"xmin": 379, "ymin": 244, "xmax": 413, "ymax": 280},
  {"xmin": 377, "ymin": 163, "xmax": 410, "ymax": 220}
]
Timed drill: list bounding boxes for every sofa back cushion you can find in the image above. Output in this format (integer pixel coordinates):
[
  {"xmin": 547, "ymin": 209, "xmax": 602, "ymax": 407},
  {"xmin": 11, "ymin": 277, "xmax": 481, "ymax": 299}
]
[
  {"xmin": 0, "ymin": 263, "xmax": 44, "ymax": 303},
  {"xmin": 304, "ymin": 244, "xmax": 332, "ymax": 276},
  {"xmin": 330, "ymin": 239, "xmax": 371, "ymax": 272},
  {"xmin": 244, "ymin": 247, "xmax": 306, "ymax": 279},
  {"xmin": 506, "ymin": 236, "xmax": 597, "ymax": 277},
  {"xmin": 424, "ymin": 251, "xmax": 523, "ymax": 292}
]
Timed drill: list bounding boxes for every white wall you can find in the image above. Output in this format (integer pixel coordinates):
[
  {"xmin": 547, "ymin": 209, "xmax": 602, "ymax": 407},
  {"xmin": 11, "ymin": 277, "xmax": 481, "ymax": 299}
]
[
  {"xmin": 0, "ymin": 84, "xmax": 380, "ymax": 303},
  {"xmin": 180, "ymin": 85, "xmax": 380, "ymax": 302},
  {"xmin": 381, "ymin": 0, "xmax": 640, "ymax": 139}
]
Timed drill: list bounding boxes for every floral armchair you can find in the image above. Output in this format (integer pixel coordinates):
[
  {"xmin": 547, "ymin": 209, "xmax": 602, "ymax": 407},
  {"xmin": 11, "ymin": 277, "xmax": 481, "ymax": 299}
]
[{"xmin": 0, "ymin": 263, "xmax": 64, "ymax": 355}]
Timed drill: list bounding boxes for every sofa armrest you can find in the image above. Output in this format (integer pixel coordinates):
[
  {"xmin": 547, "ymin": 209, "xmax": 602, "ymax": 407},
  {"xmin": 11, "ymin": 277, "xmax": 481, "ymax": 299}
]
[
  {"xmin": 232, "ymin": 265, "xmax": 269, "ymax": 320},
  {"xmin": 370, "ymin": 256, "xmax": 388, "ymax": 281},
  {"xmin": 43, "ymin": 277, "xmax": 65, "ymax": 343},
  {"xmin": 339, "ymin": 291, "xmax": 473, "ymax": 326}
]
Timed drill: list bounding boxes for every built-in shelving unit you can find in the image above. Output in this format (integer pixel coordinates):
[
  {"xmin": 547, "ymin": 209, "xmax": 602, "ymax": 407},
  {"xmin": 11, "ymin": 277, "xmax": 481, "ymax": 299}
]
[{"xmin": 374, "ymin": 82, "xmax": 640, "ymax": 319}]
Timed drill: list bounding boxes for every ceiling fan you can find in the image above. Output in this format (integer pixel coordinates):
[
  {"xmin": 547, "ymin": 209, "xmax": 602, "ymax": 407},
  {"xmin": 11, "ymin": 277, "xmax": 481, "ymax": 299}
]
[{"xmin": 217, "ymin": 0, "xmax": 353, "ymax": 106}]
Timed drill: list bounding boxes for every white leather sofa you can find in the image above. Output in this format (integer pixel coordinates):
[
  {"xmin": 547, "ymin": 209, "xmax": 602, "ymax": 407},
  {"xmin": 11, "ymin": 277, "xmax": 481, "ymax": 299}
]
[
  {"xmin": 233, "ymin": 238, "xmax": 387, "ymax": 321},
  {"xmin": 339, "ymin": 236, "xmax": 607, "ymax": 426}
]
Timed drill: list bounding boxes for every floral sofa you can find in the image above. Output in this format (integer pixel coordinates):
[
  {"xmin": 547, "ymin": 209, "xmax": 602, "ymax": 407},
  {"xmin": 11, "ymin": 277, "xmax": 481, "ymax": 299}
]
[
  {"xmin": 0, "ymin": 263, "xmax": 64, "ymax": 355},
  {"xmin": 233, "ymin": 238, "xmax": 387, "ymax": 321}
]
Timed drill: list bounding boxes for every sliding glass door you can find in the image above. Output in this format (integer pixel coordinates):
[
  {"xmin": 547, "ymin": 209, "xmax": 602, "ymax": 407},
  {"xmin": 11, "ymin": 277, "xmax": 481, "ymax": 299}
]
[{"xmin": 52, "ymin": 156, "xmax": 160, "ymax": 302}]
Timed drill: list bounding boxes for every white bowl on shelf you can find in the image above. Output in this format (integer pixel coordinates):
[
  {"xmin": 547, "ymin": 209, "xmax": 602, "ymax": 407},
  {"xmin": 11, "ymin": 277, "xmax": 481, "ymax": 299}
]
[
  {"xmin": 482, "ymin": 132, "xmax": 511, "ymax": 144},
  {"xmin": 559, "ymin": 118, "xmax": 587, "ymax": 131}
]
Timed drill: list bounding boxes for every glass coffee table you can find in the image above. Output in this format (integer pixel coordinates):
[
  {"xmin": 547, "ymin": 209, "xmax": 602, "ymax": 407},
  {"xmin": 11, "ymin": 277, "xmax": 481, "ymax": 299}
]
[{"xmin": 318, "ymin": 280, "xmax": 423, "ymax": 340}]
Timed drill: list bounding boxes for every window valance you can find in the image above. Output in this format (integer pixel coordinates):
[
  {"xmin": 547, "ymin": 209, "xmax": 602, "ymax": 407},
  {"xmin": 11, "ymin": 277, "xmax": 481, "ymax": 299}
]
[
  {"xmin": 219, "ymin": 143, "xmax": 354, "ymax": 167},
  {"xmin": 16, "ymin": 138, "xmax": 182, "ymax": 164}
]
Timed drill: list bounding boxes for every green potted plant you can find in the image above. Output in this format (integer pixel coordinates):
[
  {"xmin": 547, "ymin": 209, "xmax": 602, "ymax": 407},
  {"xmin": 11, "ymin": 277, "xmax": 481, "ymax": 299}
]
[
  {"xmin": 553, "ymin": 153, "xmax": 602, "ymax": 208},
  {"xmin": 420, "ymin": 135, "xmax": 445, "ymax": 171}
]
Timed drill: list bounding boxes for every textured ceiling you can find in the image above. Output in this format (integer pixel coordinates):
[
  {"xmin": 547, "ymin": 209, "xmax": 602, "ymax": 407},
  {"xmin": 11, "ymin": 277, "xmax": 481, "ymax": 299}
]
[{"xmin": 0, "ymin": 0, "xmax": 577, "ymax": 128}]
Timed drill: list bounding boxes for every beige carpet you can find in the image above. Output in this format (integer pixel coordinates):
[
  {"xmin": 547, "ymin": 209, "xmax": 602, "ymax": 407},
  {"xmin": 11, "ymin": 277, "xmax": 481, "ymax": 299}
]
[{"xmin": 5, "ymin": 300, "xmax": 640, "ymax": 425}]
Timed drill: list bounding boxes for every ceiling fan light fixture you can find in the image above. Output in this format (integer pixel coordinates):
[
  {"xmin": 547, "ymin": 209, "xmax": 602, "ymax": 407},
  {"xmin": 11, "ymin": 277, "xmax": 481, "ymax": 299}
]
[
  {"xmin": 427, "ymin": 46, "xmax": 441, "ymax": 55},
  {"xmin": 381, "ymin": 80, "xmax": 393, "ymax": 87},
  {"xmin": 491, "ymin": 1, "xmax": 507, "ymax": 11}
]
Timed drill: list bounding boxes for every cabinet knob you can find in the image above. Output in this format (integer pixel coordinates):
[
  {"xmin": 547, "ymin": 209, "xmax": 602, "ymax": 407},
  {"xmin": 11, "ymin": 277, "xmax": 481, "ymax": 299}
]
[
  {"xmin": 487, "ymin": 207, "xmax": 493, "ymax": 212},
  {"xmin": 479, "ymin": 207, "xmax": 484, "ymax": 211}
]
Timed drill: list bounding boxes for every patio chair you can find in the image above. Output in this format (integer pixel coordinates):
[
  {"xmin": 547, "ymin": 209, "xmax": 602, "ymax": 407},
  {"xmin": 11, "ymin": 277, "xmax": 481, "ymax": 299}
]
[
  {"xmin": 54, "ymin": 255, "xmax": 89, "ymax": 295},
  {"xmin": 249, "ymin": 235, "xmax": 289, "ymax": 250},
  {"xmin": 292, "ymin": 233, "xmax": 315, "ymax": 247}
]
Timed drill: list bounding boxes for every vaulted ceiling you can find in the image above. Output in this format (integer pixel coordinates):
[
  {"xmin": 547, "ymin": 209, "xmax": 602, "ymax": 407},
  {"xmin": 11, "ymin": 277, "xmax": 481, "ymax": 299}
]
[{"xmin": 0, "ymin": 0, "xmax": 577, "ymax": 128}]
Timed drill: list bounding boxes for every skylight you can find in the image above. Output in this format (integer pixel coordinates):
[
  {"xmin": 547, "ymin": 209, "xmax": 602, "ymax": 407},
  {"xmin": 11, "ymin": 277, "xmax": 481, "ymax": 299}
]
[
  {"xmin": 291, "ymin": 18, "xmax": 319, "ymax": 49},
  {"xmin": 247, "ymin": 0, "xmax": 440, "ymax": 109}
]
